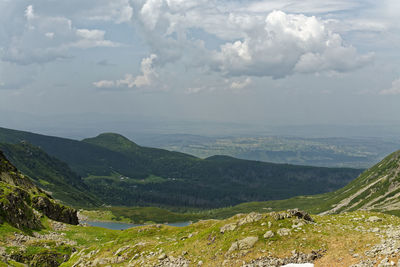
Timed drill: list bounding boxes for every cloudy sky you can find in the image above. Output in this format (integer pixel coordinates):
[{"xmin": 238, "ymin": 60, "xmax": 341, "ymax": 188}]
[{"xmin": 1, "ymin": 0, "xmax": 400, "ymax": 134}]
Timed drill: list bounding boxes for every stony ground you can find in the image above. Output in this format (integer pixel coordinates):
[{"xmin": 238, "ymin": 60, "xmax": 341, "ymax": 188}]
[{"xmin": 2, "ymin": 210, "xmax": 400, "ymax": 266}]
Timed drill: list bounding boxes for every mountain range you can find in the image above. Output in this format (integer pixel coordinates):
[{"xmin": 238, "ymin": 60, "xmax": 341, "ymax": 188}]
[{"xmin": 0, "ymin": 127, "xmax": 361, "ymax": 208}]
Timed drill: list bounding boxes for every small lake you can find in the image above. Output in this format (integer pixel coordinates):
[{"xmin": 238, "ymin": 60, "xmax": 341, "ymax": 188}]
[{"xmin": 82, "ymin": 221, "xmax": 191, "ymax": 230}]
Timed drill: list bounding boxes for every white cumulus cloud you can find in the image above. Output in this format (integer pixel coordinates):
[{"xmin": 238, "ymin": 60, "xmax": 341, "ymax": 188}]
[
  {"xmin": 92, "ymin": 80, "xmax": 115, "ymax": 88},
  {"xmin": 83, "ymin": 0, "xmax": 133, "ymax": 24},
  {"xmin": 73, "ymin": 29, "xmax": 118, "ymax": 49},
  {"xmin": 231, "ymin": 78, "xmax": 252, "ymax": 89},
  {"xmin": 25, "ymin": 5, "xmax": 35, "ymax": 20},
  {"xmin": 93, "ymin": 54, "xmax": 159, "ymax": 89},
  {"xmin": 0, "ymin": 4, "xmax": 119, "ymax": 65},
  {"xmin": 213, "ymin": 10, "xmax": 373, "ymax": 78},
  {"xmin": 131, "ymin": 1, "xmax": 373, "ymax": 79},
  {"xmin": 380, "ymin": 78, "xmax": 400, "ymax": 95}
]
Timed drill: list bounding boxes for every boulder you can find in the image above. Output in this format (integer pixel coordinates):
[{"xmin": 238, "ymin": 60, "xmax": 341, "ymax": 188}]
[
  {"xmin": 238, "ymin": 212, "xmax": 263, "ymax": 226},
  {"xmin": 158, "ymin": 253, "xmax": 167, "ymax": 260},
  {"xmin": 220, "ymin": 223, "xmax": 237, "ymax": 233},
  {"xmin": 368, "ymin": 216, "xmax": 382, "ymax": 223},
  {"xmin": 263, "ymin": 231, "xmax": 274, "ymax": 239},
  {"xmin": 227, "ymin": 236, "xmax": 258, "ymax": 254},
  {"xmin": 292, "ymin": 221, "xmax": 304, "ymax": 228},
  {"xmin": 277, "ymin": 228, "xmax": 291, "ymax": 236},
  {"xmin": 271, "ymin": 209, "xmax": 314, "ymax": 222},
  {"xmin": 287, "ymin": 209, "xmax": 314, "ymax": 222}
]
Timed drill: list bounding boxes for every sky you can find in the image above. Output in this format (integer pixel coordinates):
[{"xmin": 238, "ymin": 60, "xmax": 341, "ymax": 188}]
[{"xmin": 1, "ymin": 0, "xmax": 400, "ymax": 137}]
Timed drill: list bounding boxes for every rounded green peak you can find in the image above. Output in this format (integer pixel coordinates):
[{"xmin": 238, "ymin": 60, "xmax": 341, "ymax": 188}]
[
  {"xmin": 96, "ymin": 132, "xmax": 130, "ymax": 140},
  {"xmin": 83, "ymin": 132, "xmax": 140, "ymax": 152}
]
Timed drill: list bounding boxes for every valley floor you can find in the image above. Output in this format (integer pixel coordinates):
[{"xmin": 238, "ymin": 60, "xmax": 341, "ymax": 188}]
[{"xmin": 1, "ymin": 210, "xmax": 400, "ymax": 266}]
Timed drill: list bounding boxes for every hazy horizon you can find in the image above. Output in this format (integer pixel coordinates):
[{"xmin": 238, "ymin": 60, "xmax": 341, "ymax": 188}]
[
  {"xmin": 1, "ymin": 0, "xmax": 400, "ymax": 140},
  {"xmin": 2, "ymin": 109, "xmax": 400, "ymax": 142}
]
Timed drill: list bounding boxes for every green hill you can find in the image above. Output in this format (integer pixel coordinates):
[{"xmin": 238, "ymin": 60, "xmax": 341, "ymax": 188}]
[
  {"xmin": 83, "ymin": 132, "xmax": 141, "ymax": 153},
  {"xmin": 82, "ymin": 133, "xmax": 361, "ymax": 208},
  {"xmin": 0, "ymin": 142, "xmax": 99, "ymax": 207},
  {"xmin": 201, "ymin": 149, "xmax": 400, "ymax": 217},
  {"xmin": 0, "ymin": 127, "xmax": 362, "ymax": 209}
]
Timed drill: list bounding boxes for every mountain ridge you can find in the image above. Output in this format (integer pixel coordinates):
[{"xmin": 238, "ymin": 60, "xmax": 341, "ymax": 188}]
[
  {"xmin": 83, "ymin": 132, "xmax": 141, "ymax": 153},
  {"xmin": 0, "ymin": 126, "xmax": 362, "ymax": 209},
  {"xmin": 0, "ymin": 141, "xmax": 100, "ymax": 207}
]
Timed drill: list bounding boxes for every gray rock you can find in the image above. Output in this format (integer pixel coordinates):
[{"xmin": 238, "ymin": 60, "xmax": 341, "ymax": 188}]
[
  {"xmin": 114, "ymin": 245, "xmax": 130, "ymax": 256},
  {"xmin": 238, "ymin": 212, "xmax": 263, "ymax": 226},
  {"xmin": 263, "ymin": 231, "xmax": 274, "ymax": 239},
  {"xmin": 153, "ymin": 255, "xmax": 191, "ymax": 267},
  {"xmin": 292, "ymin": 221, "xmax": 304, "ymax": 228},
  {"xmin": 277, "ymin": 228, "xmax": 291, "ymax": 236},
  {"xmin": 92, "ymin": 258, "xmax": 109, "ymax": 265},
  {"xmin": 368, "ymin": 216, "xmax": 382, "ymax": 223},
  {"xmin": 158, "ymin": 253, "xmax": 167, "ymax": 260},
  {"xmin": 242, "ymin": 249, "xmax": 324, "ymax": 266},
  {"xmin": 220, "ymin": 223, "xmax": 237, "ymax": 233},
  {"xmin": 228, "ymin": 236, "xmax": 259, "ymax": 254},
  {"xmin": 349, "ymin": 259, "xmax": 376, "ymax": 267},
  {"xmin": 271, "ymin": 209, "xmax": 314, "ymax": 222},
  {"xmin": 287, "ymin": 209, "xmax": 314, "ymax": 222}
]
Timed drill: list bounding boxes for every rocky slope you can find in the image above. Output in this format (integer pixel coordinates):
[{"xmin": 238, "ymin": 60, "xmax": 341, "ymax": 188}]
[
  {"xmin": 0, "ymin": 151, "xmax": 79, "ymax": 229},
  {"xmin": 318, "ymin": 150, "xmax": 400, "ymax": 214}
]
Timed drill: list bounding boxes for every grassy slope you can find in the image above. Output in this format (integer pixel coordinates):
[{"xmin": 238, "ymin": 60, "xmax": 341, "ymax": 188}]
[
  {"xmin": 2, "ymin": 210, "xmax": 397, "ymax": 267},
  {"xmin": 80, "ymin": 207, "xmax": 199, "ymax": 224},
  {"xmin": 79, "ymin": 197, "xmax": 331, "ymax": 224}
]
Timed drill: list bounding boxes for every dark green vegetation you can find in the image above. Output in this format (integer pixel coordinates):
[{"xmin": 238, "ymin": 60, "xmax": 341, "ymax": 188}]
[
  {"xmin": 81, "ymin": 206, "xmax": 200, "ymax": 224},
  {"xmin": 200, "ymin": 149, "xmax": 400, "ymax": 217},
  {"xmin": 0, "ymin": 127, "xmax": 361, "ymax": 209},
  {"xmin": 136, "ymin": 134, "xmax": 400, "ymax": 168},
  {"xmin": 0, "ymin": 142, "xmax": 99, "ymax": 207},
  {"xmin": 83, "ymin": 149, "xmax": 400, "ymax": 224}
]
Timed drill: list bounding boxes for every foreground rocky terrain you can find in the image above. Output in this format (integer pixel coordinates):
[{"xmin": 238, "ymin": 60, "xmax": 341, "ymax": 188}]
[{"xmin": 2, "ymin": 209, "xmax": 400, "ymax": 266}]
